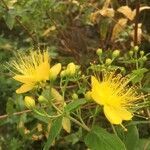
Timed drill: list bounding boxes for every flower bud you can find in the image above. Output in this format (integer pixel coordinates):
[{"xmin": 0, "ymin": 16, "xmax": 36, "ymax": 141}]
[
  {"xmin": 140, "ymin": 51, "xmax": 144, "ymax": 56},
  {"xmin": 78, "ymin": 71, "xmax": 81, "ymax": 76},
  {"xmin": 38, "ymin": 95, "xmax": 48, "ymax": 103},
  {"xmin": 24, "ymin": 96, "xmax": 35, "ymax": 109},
  {"xmin": 142, "ymin": 56, "xmax": 147, "ymax": 61},
  {"xmin": 72, "ymin": 93, "xmax": 78, "ymax": 100},
  {"xmin": 105, "ymin": 58, "xmax": 112, "ymax": 65},
  {"xmin": 66, "ymin": 62, "xmax": 76, "ymax": 76},
  {"xmin": 96, "ymin": 48, "xmax": 102, "ymax": 56},
  {"xmin": 49, "ymin": 63, "xmax": 61, "ymax": 80},
  {"xmin": 133, "ymin": 46, "xmax": 139, "ymax": 52},
  {"xmin": 85, "ymin": 91, "xmax": 92, "ymax": 101},
  {"xmin": 129, "ymin": 51, "xmax": 133, "ymax": 57},
  {"xmin": 120, "ymin": 67, "xmax": 126, "ymax": 74},
  {"xmin": 51, "ymin": 88, "xmax": 64, "ymax": 102},
  {"xmin": 112, "ymin": 50, "xmax": 120, "ymax": 58},
  {"xmin": 60, "ymin": 70, "xmax": 67, "ymax": 78}
]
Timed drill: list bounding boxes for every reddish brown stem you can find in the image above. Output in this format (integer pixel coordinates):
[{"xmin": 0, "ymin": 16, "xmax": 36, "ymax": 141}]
[
  {"xmin": 134, "ymin": 0, "xmax": 140, "ymax": 46},
  {"xmin": 0, "ymin": 109, "xmax": 32, "ymax": 119}
]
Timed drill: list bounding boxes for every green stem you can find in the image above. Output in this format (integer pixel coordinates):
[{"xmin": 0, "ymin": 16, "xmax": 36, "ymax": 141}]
[
  {"xmin": 51, "ymin": 102, "xmax": 62, "ymax": 114},
  {"xmin": 92, "ymin": 105, "xmax": 99, "ymax": 127},
  {"xmin": 77, "ymin": 109, "xmax": 87, "ymax": 128},
  {"xmin": 99, "ymin": 55, "xmax": 103, "ymax": 64},
  {"xmin": 51, "ymin": 102, "xmax": 90, "ymax": 132},
  {"xmin": 33, "ymin": 109, "xmax": 47, "ymax": 117},
  {"xmin": 61, "ymin": 78, "xmax": 69, "ymax": 99},
  {"xmin": 33, "ymin": 109, "xmax": 61, "ymax": 119},
  {"xmin": 69, "ymin": 116, "xmax": 90, "ymax": 132},
  {"xmin": 111, "ymin": 124, "xmax": 118, "ymax": 136},
  {"xmin": 135, "ymin": 51, "xmax": 139, "ymax": 70}
]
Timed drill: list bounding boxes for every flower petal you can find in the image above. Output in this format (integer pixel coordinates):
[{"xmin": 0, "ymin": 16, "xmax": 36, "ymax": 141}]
[
  {"xmin": 13, "ymin": 75, "xmax": 36, "ymax": 83},
  {"xmin": 91, "ymin": 76, "xmax": 106, "ymax": 105},
  {"xmin": 104, "ymin": 105, "xmax": 132, "ymax": 124},
  {"xmin": 16, "ymin": 83, "xmax": 35, "ymax": 94},
  {"xmin": 36, "ymin": 62, "xmax": 50, "ymax": 81},
  {"xmin": 118, "ymin": 107, "xmax": 133, "ymax": 121},
  {"xmin": 104, "ymin": 105, "xmax": 122, "ymax": 124}
]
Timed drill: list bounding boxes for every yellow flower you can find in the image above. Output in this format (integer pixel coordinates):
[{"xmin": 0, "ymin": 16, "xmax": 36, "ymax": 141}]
[
  {"xmin": 10, "ymin": 50, "xmax": 50, "ymax": 93},
  {"xmin": 91, "ymin": 72, "xmax": 143, "ymax": 125}
]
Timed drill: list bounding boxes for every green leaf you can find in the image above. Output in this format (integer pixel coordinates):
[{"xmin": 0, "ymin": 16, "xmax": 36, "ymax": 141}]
[
  {"xmin": 124, "ymin": 125, "xmax": 139, "ymax": 150},
  {"xmin": 33, "ymin": 112, "xmax": 50, "ymax": 123},
  {"xmin": 15, "ymin": 95, "xmax": 24, "ymax": 110},
  {"xmin": 9, "ymin": 138, "xmax": 22, "ymax": 150},
  {"xmin": 136, "ymin": 139, "xmax": 150, "ymax": 150},
  {"xmin": 4, "ymin": 9, "xmax": 16, "ymax": 30},
  {"xmin": 43, "ymin": 117, "xmax": 62, "ymax": 150},
  {"xmin": 85, "ymin": 126, "xmax": 126, "ymax": 150},
  {"xmin": 42, "ymin": 88, "xmax": 51, "ymax": 100},
  {"xmin": 100, "ymin": 18, "xmax": 110, "ymax": 40},
  {"xmin": 6, "ymin": 98, "xmax": 15, "ymax": 115},
  {"xmin": 129, "ymin": 68, "xmax": 148, "ymax": 84},
  {"xmin": 142, "ymin": 87, "xmax": 150, "ymax": 92},
  {"xmin": 65, "ymin": 99, "xmax": 87, "ymax": 112},
  {"xmin": 64, "ymin": 127, "xmax": 82, "ymax": 145}
]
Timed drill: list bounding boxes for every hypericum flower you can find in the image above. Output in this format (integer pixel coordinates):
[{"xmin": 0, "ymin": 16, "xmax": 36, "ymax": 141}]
[
  {"xmin": 91, "ymin": 72, "xmax": 144, "ymax": 126},
  {"xmin": 9, "ymin": 50, "xmax": 61, "ymax": 94}
]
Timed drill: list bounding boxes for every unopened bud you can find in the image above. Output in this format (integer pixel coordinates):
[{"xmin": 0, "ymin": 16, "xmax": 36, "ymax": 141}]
[
  {"xmin": 85, "ymin": 91, "xmax": 92, "ymax": 101},
  {"xmin": 120, "ymin": 67, "xmax": 126, "ymax": 74},
  {"xmin": 140, "ymin": 51, "xmax": 144, "ymax": 56},
  {"xmin": 38, "ymin": 95, "xmax": 48, "ymax": 103},
  {"xmin": 142, "ymin": 56, "xmax": 147, "ymax": 61},
  {"xmin": 51, "ymin": 88, "xmax": 64, "ymax": 102},
  {"xmin": 66, "ymin": 62, "xmax": 76, "ymax": 76},
  {"xmin": 72, "ymin": 93, "xmax": 78, "ymax": 100},
  {"xmin": 24, "ymin": 96, "xmax": 35, "ymax": 109},
  {"xmin": 96, "ymin": 48, "xmax": 102, "ymax": 56},
  {"xmin": 129, "ymin": 51, "xmax": 133, "ymax": 57},
  {"xmin": 112, "ymin": 50, "xmax": 120, "ymax": 58},
  {"xmin": 133, "ymin": 46, "xmax": 139, "ymax": 52},
  {"xmin": 49, "ymin": 63, "xmax": 61, "ymax": 80},
  {"xmin": 60, "ymin": 70, "xmax": 67, "ymax": 78},
  {"xmin": 105, "ymin": 58, "xmax": 112, "ymax": 65}
]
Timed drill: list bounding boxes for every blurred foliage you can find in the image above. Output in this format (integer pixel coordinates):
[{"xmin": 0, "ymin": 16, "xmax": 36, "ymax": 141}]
[{"xmin": 0, "ymin": 0, "xmax": 150, "ymax": 149}]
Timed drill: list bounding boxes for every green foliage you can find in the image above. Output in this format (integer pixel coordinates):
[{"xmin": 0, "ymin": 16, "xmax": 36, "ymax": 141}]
[
  {"xmin": 0, "ymin": 0, "xmax": 150, "ymax": 149},
  {"xmin": 44, "ymin": 117, "xmax": 62, "ymax": 150},
  {"xmin": 65, "ymin": 99, "xmax": 87, "ymax": 112},
  {"xmin": 8, "ymin": 138, "xmax": 22, "ymax": 150},
  {"xmin": 3, "ymin": 9, "xmax": 16, "ymax": 30},
  {"xmin": 123, "ymin": 125, "xmax": 139, "ymax": 150},
  {"xmin": 129, "ymin": 68, "xmax": 148, "ymax": 84},
  {"xmin": 136, "ymin": 139, "xmax": 150, "ymax": 150},
  {"xmin": 85, "ymin": 126, "xmax": 126, "ymax": 150},
  {"xmin": 6, "ymin": 98, "xmax": 15, "ymax": 115}
]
